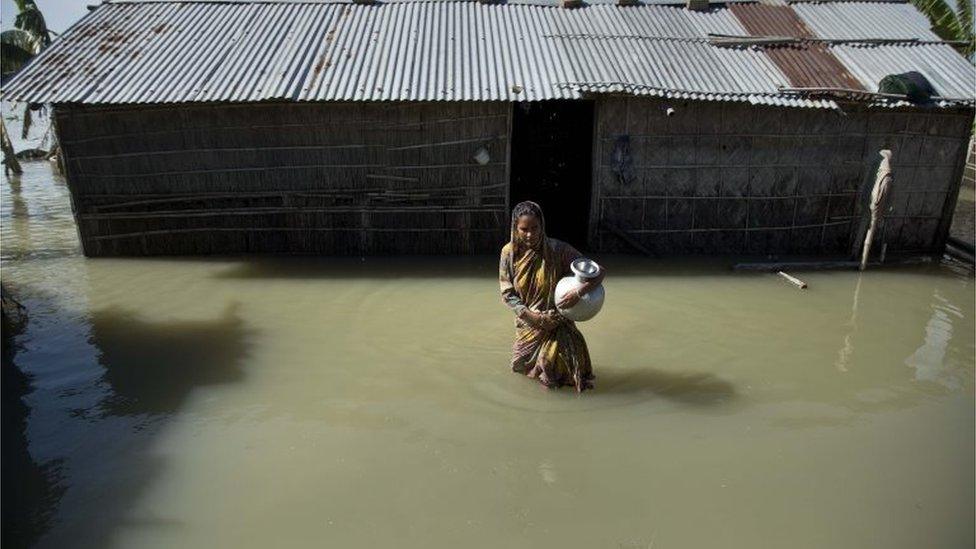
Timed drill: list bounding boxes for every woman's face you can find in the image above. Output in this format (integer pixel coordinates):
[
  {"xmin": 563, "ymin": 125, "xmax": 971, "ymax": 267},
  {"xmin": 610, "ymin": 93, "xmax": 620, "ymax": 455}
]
[{"xmin": 516, "ymin": 214, "xmax": 542, "ymax": 248}]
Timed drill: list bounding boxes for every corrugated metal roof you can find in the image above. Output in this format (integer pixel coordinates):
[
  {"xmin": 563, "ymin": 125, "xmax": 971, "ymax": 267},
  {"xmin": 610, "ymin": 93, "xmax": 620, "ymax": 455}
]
[
  {"xmin": 549, "ymin": 31, "xmax": 834, "ymax": 106},
  {"xmin": 5, "ymin": 2, "xmax": 580, "ymax": 103},
  {"xmin": 106, "ymin": 0, "xmax": 757, "ymax": 6},
  {"xmin": 2, "ymin": 0, "xmax": 973, "ymax": 108},
  {"xmin": 540, "ymin": 3, "xmax": 828, "ymax": 106},
  {"xmin": 792, "ymin": 2, "xmax": 941, "ymax": 40},
  {"xmin": 728, "ymin": 3, "xmax": 866, "ymax": 90},
  {"xmin": 791, "ymin": 2, "xmax": 974, "ymax": 104},
  {"xmin": 832, "ymin": 43, "xmax": 976, "ymax": 100}
]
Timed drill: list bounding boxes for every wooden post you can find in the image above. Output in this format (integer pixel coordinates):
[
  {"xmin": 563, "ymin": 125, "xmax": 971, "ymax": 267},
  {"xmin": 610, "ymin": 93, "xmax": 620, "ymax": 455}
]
[
  {"xmin": 1, "ymin": 118, "xmax": 22, "ymax": 176},
  {"xmin": 777, "ymin": 271, "xmax": 808, "ymax": 289},
  {"xmin": 860, "ymin": 150, "xmax": 892, "ymax": 270}
]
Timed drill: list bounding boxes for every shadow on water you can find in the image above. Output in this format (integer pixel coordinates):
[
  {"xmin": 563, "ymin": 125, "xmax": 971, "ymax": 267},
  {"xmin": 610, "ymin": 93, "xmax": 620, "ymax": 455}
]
[
  {"xmin": 6, "ymin": 301, "xmax": 250, "ymax": 549},
  {"xmin": 205, "ymin": 255, "xmax": 760, "ymax": 281},
  {"xmin": 2, "ymin": 299, "xmax": 65, "ymax": 549},
  {"xmin": 86, "ymin": 303, "xmax": 248, "ymax": 417},
  {"xmin": 208, "ymin": 255, "xmax": 500, "ymax": 280},
  {"xmin": 203, "ymin": 254, "xmax": 970, "ymax": 283},
  {"xmin": 597, "ymin": 367, "xmax": 737, "ymax": 406}
]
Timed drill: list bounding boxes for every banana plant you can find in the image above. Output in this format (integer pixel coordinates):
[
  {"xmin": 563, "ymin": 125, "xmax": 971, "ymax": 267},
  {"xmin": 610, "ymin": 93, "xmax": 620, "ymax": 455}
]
[
  {"xmin": 1, "ymin": 0, "xmax": 54, "ymax": 174},
  {"xmin": 910, "ymin": 0, "xmax": 975, "ymax": 59}
]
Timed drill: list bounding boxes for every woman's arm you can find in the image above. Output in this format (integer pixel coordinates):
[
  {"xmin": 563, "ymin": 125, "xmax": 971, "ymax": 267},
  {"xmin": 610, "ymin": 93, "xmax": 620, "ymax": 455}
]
[
  {"xmin": 556, "ymin": 267, "xmax": 606, "ymax": 309},
  {"xmin": 577, "ymin": 268, "xmax": 606, "ymax": 296},
  {"xmin": 556, "ymin": 244, "xmax": 606, "ymax": 309},
  {"xmin": 499, "ymin": 250, "xmax": 528, "ymax": 318},
  {"xmin": 500, "ymin": 249, "xmax": 556, "ymax": 330}
]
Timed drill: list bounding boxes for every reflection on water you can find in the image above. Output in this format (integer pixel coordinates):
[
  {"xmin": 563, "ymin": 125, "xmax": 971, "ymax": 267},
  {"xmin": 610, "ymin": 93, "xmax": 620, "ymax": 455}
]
[
  {"xmin": 1, "ymin": 161, "xmax": 974, "ymax": 549},
  {"xmin": 905, "ymin": 292, "xmax": 963, "ymax": 390},
  {"xmin": 2, "ymin": 304, "xmax": 65, "ymax": 549},
  {"xmin": 834, "ymin": 275, "xmax": 862, "ymax": 373},
  {"xmin": 88, "ymin": 304, "xmax": 248, "ymax": 417}
]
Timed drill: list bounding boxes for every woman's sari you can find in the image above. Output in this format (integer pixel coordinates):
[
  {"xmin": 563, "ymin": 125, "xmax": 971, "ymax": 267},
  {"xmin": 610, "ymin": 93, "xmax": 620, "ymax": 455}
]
[{"xmin": 499, "ymin": 209, "xmax": 593, "ymax": 391}]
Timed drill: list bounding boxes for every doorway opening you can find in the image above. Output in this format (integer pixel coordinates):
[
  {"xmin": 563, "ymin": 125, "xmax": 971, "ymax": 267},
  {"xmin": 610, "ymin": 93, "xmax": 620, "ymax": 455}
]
[{"xmin": 509, "ymin": 100, "xmax": 595, "ymax": 249}]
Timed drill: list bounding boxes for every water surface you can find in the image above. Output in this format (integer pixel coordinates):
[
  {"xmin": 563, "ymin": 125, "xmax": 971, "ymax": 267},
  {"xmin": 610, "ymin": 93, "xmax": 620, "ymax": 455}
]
[{"xmin": 2, "ymin": 161, "xmax": 974, "ymax": 548}]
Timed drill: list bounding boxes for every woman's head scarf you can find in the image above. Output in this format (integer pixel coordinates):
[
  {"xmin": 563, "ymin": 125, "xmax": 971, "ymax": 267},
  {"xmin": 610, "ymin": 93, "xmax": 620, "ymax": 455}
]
[{"xmin": 510, "ymin": 200, "xmax": 547, "ymax": 256}]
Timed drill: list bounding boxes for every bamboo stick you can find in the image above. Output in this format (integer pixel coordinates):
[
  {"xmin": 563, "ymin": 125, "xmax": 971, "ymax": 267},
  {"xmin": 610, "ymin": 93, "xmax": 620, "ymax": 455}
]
[
  {"xmin": 80, "ymin": 162, "xmax": 504, "ymax": 178},
  {"xmin": 77, "ymin": 163, "xmax": 386, "ymax": 178},
  {"xmin": 600, "ymin": 132, "xmax": 963, "ymax": 141},
  {"xmin": 89, "ymin": 227, "xmax": 503, "ymax": 241},
  {"xmin": 781, "ymin": 87, "xmax": 966, "ymax": 103},
  {"xmin": 945, "ymin": 245, "xmax": 976, "ymax": 264},
  {"xmin": 60, "ymin": 113, "xmax": 508, "ymax": 146},
  {"xmin": 947, "ymin": 236, "xmax": 975, "ymax": 255},
  {"xmin": 387, "ymin": 135, "xmax": 506, "ymax": 151},
  {"xmin": 622, "ymin": 220, "xmax": 850, "ymax": 234},
  {"xmin": 72, "ymin": 144, "xmax": 381, "ymax": 161},
  {"xmin": 85, "ymin": 182, "xmax": 509, "ymax": 207},
  {"xmin": 733, "ymin": 257, "xmax": 934, "ymax": 271},
  {"xmin": 365, "ymin": 174, "xmax": 420, "ymax": 182},
  {"xmin": 548, "ymin": 32, "xmax": 965, "ymax": 47},
  {"xmin": 80, "ymin": 207, "xmax": 507, "ymax": 220},
  {"xmin": 708, "ymin": 34, "xmax": 965, "ymax": 47},
  {"xmin": 777, "ymin": 271, "xmax": 808, "ymax": 289},
  {"xmin": 602, "ymin": 192, "xmax": 857, "ymax": 201}
]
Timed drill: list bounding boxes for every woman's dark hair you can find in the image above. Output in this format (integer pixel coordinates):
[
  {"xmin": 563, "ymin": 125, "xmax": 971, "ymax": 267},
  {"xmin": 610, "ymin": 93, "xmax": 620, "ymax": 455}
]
[{"xmin": 511, "ymin": 201, "xmax": 543, "ymax": 225}]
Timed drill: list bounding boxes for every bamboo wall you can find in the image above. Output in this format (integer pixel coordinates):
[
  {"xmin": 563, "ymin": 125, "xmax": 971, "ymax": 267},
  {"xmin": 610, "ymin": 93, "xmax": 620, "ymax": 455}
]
[
  {"xmin": 57, "ymin": 102, "xmax": 510, "ymax": 256},
  {"xmin": 592, "ymin": 97, "xmax": 973, "ymax": 255},
  {"xmin": 57, "ymin": 98, "xmax": 972, "ymax": 257}
]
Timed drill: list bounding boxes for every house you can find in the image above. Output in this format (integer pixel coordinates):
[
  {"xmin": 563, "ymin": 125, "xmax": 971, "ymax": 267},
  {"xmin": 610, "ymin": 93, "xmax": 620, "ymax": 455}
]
[{"xmin": 3, "ymin": 0, "xmax": 974, "ymax": 256}]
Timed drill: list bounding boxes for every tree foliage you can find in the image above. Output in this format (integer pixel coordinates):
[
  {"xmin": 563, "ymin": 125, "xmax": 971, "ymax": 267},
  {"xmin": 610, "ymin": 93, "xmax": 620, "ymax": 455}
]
[
  {"xmin": 1, "ymin": 0, "xmax": 53, "ymax": 170},
  {"xmin": 1, "ymin": 30, "xmax": 35, "ymax": 77},
  {"xmin": 12, "ymin": 0, "xmax": 51, "ymax": 51},
  {"xmin": 910, "ymin": 0, "xmax": 975, "ymax": 58}
]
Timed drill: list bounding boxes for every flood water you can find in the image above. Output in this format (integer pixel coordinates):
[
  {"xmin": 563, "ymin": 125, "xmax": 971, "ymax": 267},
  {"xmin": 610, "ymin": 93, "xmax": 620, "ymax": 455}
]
[{"xmin": 2, "ymin": 161, "xmax": 974, "ymax": 549}]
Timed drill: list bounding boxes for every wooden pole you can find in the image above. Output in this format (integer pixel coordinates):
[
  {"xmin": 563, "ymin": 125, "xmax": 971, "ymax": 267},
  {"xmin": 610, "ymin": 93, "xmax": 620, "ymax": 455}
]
[
  {"xmin": 777, "ymin": 271, "xmax": 808, "ymax": 289},
  {"xmin": 1, "ymin": 118, "xmax": 22, "ymax": 176},
  {"xmin": 860, "ymin": 150, "xmax": 892, "ymax": 271}
]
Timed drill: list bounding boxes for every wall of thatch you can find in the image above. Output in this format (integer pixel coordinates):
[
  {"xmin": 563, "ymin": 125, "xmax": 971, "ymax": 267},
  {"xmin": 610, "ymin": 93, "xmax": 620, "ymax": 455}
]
[
  {"xmin": 592, "ymin": 97, "xmax": 973, "ymax": 256},
  {"xmin": 57, "ymin": 98, "xmax": 972, "ymax": 257},
  {"xmin": 57, "ymin": 102, "xmax": 510, "ymax": 256}
]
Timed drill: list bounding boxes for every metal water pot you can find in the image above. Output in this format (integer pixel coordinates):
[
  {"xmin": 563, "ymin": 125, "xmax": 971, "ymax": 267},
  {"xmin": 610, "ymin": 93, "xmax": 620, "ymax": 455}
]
[{"xmin": 555, "ymin": 258, "xmax": 605, "ymax": 322}]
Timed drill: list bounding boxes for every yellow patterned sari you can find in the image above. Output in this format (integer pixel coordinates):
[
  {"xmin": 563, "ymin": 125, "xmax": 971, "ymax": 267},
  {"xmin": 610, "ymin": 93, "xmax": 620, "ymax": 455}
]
[{"xmin": 499, "ymin": 212, "xmax": 593, "ymax": 391}]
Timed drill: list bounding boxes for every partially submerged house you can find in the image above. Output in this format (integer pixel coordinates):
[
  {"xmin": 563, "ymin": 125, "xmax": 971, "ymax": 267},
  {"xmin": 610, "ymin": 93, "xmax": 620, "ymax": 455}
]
[{"xmin": 3, "ymin": 0, "xmax": 974, "ymax": 256}]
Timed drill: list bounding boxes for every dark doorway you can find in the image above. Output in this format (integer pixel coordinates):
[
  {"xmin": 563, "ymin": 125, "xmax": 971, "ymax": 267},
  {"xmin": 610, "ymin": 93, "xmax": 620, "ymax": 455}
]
[{"xmin": 509, "ymin": 100, "xmax": 594, "ymax": 249}]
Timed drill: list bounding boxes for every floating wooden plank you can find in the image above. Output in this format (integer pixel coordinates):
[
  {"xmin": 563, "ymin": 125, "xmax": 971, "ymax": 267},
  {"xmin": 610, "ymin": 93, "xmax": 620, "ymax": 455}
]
[{"xmin": 777, "ymin": 271, "xmax": 808, "ymax": 289}]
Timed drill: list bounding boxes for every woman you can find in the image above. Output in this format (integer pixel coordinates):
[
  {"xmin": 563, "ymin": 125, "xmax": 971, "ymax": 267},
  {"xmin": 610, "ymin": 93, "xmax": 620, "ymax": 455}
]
[{"xmin": 499, "ymin": 201, "xmax": 605, "ymax": 392}]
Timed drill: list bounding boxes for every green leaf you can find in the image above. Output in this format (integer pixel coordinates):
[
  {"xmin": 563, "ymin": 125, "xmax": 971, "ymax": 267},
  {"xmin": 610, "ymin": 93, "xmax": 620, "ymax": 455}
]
[
  {"xmin": 954, "ymin": 0, "xmax": 974, "ymax": 57},
  {"xmin": 14, "ymin": 6, "xmax": 50, "ymax": 50},
  {"xmin": 911, "ymin": 0, "xmax": 961, "ymax": 40},
  {"xmin": 1, "ymin": 30, "xmax": 35, "ymax": 75},
  {"xmin": 910, "ymin": 0, "xmax": 975, "ymax": 57}
]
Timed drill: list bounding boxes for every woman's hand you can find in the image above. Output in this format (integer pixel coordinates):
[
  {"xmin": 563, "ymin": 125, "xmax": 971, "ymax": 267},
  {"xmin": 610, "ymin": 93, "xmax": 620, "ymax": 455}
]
[
  {"xmin": 556, "ymin": 264, "xmax": 607, "ymax": 310},
  {"xmin": 522, "ymin": 310, "xmax": 563, "ymax": 331},
  {"xmin": 557, "ymin": 286, "xmax": 582, "ymax": 310}
]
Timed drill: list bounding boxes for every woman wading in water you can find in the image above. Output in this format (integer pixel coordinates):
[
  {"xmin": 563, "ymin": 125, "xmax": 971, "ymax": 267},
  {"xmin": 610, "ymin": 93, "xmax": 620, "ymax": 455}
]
[{"xmin": 499, "ymin": 201, "xmax": 605, "ymax": 392}]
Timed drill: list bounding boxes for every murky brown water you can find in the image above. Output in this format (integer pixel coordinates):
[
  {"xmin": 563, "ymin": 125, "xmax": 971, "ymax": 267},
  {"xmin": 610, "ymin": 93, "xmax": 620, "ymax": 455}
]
[{"xmin": 2, "ymin": 161, "xmax": 974, "ymax": 549}]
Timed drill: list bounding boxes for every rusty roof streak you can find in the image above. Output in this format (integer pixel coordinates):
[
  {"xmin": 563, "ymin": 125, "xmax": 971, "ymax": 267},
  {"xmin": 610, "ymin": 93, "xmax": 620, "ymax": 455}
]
[{"xmin": 729, "ymin": 3, "xmax": 865, "ymax": 91}]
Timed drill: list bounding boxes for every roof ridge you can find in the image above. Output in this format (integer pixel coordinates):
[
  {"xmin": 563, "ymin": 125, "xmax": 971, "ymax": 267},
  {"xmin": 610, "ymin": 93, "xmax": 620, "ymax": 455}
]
[{"xmin": 97, "ymin": 0, "xmax": 755, "ymax": 6}]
